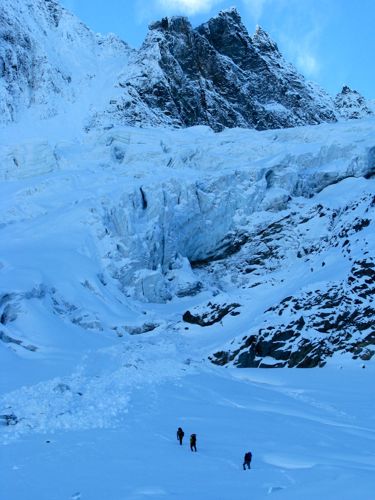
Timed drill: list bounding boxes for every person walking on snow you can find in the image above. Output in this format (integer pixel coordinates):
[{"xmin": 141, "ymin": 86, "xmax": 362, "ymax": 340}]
[
  {"xmin": 243, "ymin": 451, "xmax": 252, "ymax": 470},
  {"xmin": 177, "ymin": 427, "xmax": 184, "ymax": 445},
  {"xmin": 190, "ymin": 433, "xmax": 197, "ymax": 452}
]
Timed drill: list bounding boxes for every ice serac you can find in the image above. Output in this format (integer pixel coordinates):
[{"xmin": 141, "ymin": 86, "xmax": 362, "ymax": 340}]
[
  {"xmin": 110, "ymin": 8, "xmax": 337, "ymax": 131},
  {"xmin": 0, "ymin": 115, "xmax": 374, "ymax": 367},
  {"xmin": 335, "ymin": 85, "xmax": 373, "ymax": 120}
]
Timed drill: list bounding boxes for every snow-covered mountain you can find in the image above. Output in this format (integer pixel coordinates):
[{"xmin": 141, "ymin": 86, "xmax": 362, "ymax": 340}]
[
  {"xmin": 1, "ymin": 2, "xmax": 375, "ymax": 498},
  {"xmin": 105, "ymin": 10, "xmax": 337, "ymax": 131},
  {"xmin": 1, "ymin": 0, "xmax": 372, "ymax": 132},
  {"xmin": 335, "ymin": 85, "xmax": 373, "ymax": 120},
  {"xmin": 0, "ymin": 0, "xmax": 374, "ymax": 412},
  {"xmin": 0, "ymin": 0, "xmax": 130, "ymax": 126},
  {"xmin": 0, "ymin": 3, "xmax": 374, "ymax": 366}
]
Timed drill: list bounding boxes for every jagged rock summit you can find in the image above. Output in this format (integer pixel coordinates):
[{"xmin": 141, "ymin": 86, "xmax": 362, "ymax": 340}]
[
  {"xmin": 0, "ymin": 1, "xmax": 373, "ymax": 132},
  {"xmin": 110, "ymin": 8, "xmax": 337, "ymax": 131},
  {"xmin": 335, "ymin": 85, "xmax": 373, "ymax": 120}
]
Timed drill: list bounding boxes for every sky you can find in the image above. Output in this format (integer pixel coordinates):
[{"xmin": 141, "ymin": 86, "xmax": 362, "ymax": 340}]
[{"xmin": 60, "ymin": 0, "xmax": 374, "ymax": 99}]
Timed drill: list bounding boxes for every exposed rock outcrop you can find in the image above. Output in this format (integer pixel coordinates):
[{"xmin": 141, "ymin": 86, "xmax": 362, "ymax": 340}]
[
  {"xmin": 335, "ymin": 86, "xmax": 373, "ymax": 120},
  {"xmin": 183, "ymin": 302, "xmax": 241, "ymax": 327},
  {"xmin": 208, "ymin": 189, "xmax": 375, "ymax": 367}
]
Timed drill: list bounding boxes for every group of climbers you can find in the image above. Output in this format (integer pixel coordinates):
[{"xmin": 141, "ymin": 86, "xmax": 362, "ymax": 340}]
[
  {"xmin": 177, "ymin": 427, "xmax": 197, "ymax": 451},
  {"xmin": 176, "ymin": 427, "xmax": 252, "ymax": 469}
]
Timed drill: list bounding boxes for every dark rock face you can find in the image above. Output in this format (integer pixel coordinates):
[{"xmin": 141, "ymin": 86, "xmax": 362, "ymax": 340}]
[
  {"xmin": 0, "ymin": 413, "xmax": 18, "ymax": 426},
  {"xmin": 211, "ymin": 259, "xmax": 375, "ymax": 367},
  {"xmin": 0, "ymin": 330, "xmax": 37, "ymax": 352},
  {"xmin": 335, "ymin": 86, "xmax": 373, "ymax": 120},
  {"xmin": 183, "ymin": 302, "xmax": 241, "ymax": 327},
  {"xmin": 114, "ymin": 8, "xmax": 337, "ymax": 131},
  {"xmin": 208, "ymin": 191, "xmax": 375, "ymax": 368}
]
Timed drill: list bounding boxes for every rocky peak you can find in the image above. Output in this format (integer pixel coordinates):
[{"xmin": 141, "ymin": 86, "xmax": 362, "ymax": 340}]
[
  {"xmin": 198, "ymin": 7, "xmax": 244, "ymax": 32},
  {"xmin": 149, "ymin": 16, "xmax": 192, "ymax": 35},
  {"xmin": 211, "ymin": 7, "xmax": 244, "ymax": 27},
  {"xmin": 108, "ymin": 7, "xmax": 337, "ymax": 131},
  {"xmin": 252, "ymin": 25, "xmax": 279, "ymax": 54},
  {"xmin": 335, "ymin": 85, "xmax": 373, "ymax": 120},
  {"xmin": 341, "ymin": 85, "xmax": 354, "ymax": 95},
  {"xmin": 196, "ymin": 7, "xmax": 257, "ymax": 70}
]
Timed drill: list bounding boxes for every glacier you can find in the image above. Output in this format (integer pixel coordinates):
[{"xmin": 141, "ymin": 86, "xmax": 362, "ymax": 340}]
[{"xmin": 1, "ymin": 114, "xmax": 374, "ymax": 498}]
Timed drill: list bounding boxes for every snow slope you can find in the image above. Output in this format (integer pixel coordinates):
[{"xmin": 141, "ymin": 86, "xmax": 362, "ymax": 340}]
[
  {"xmin": 1, "ymin": 342, "xmax": 375, "ymax": 499},
  {"xmin": 0, "ymin": 0, "xmax": 131, "ymax": 128}
]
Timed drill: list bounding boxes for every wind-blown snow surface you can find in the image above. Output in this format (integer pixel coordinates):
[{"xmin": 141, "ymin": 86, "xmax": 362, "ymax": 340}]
[
  {"xmin": 2, "ymin": 360, "xmax": 375, "ymax": 500},
  {"xmin": 1, "ymin": 117, "xmax": 374, "ymax": 498}
]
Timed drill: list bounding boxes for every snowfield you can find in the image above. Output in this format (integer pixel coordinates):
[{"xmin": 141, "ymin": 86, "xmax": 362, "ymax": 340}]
[{"xmin": 1, "ymin": 351, "xmax": 375, "ymax": 499}]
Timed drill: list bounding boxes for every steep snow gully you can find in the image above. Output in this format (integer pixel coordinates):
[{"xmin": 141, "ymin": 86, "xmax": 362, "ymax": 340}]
[{"xmin": 0, "ymin": 1, "xmax": 375, "ymax": 499}]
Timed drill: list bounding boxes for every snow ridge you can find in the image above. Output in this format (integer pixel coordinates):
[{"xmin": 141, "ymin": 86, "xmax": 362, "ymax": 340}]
[{"xmin": 0, "ymin": 0, "xmax": 130, "ymax": 128}]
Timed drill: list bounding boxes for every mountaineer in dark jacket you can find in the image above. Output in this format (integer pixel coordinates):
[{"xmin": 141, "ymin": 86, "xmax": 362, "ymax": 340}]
[
  {"xmin": 243, "ymin": 451, "xmax": 252, "ymax": 470},
  {"xmin": 190, "ymin": 433, "xmax": 197, "ymax": 452},
  {"xmin": 177, "ymin": 427, "xmax": 184, "ymax": 445}
]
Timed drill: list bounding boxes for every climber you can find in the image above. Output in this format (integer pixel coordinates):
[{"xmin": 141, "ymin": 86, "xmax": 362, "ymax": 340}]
[
  {"xmin": 243, "ymin": 451, "xmax": 252, "ymax": 470},
  {"xmin": 177, "ymin": 427, "xmax": 184, "ymax": 445},
  {"xmin": 190, "ymin": 433, "xmax": 197, "ymax": 452}
]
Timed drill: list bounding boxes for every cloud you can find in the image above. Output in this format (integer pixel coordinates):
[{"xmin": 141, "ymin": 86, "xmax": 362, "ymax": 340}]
[
  {"xmin": 267, "ymin": 0, "xmax": 324, "ymax": 78},
  {"xmin": 296, "ymin": 52, "xmax": 319, "ymax": 76},
  {"xmin": 241, "ymin": 0, "xmax": 268, "ymax": 22},
  {"xmin": 155, "ymin": 0, "xmax": 222, "ymax": 15},
  {"xmin": 281, "ymin": 22, "xmax": 322, "ymax": 78}
]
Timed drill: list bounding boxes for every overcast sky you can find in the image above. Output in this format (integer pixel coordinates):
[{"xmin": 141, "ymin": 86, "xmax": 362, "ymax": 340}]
[{"xmin": 60, "ymin": 0, "xmax": 374, "ymax": 99}]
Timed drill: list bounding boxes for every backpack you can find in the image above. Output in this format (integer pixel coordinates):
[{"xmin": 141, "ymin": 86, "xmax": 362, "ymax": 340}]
[{"xmin": 245, "ymin": 452, "xmax": 252, "ymax": 462}]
